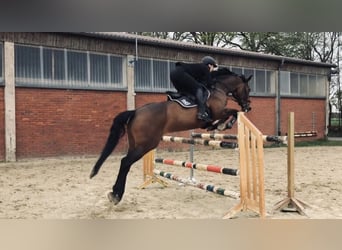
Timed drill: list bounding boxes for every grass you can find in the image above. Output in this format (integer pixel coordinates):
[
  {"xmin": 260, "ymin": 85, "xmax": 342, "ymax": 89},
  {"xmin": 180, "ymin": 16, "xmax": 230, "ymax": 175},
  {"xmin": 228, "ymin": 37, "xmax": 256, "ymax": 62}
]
[
  {"xmin": 330, "ymin": 118, "xmax": 342, "ymax": 126},
  {"xmin": 266, "ymin": 138, "xmax": 342, "ymax": 148},
  {"xmin": 295, "ymin": 138, "xmax": 342, "ymax": 147}
]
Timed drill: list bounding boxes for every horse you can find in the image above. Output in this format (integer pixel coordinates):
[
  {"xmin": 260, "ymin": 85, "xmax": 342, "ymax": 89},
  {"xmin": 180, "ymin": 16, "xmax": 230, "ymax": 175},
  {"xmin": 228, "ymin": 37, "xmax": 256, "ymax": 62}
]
[{"xmin": 90, "ymin": 67, "xmax": 252, "ymax": 204}]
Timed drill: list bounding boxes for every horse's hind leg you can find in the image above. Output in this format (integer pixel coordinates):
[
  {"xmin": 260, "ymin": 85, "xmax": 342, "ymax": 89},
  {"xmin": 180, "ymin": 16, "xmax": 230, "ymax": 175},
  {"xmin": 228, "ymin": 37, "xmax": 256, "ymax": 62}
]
[{"xmin": 108, "ymin": 148, "xmax": 146, "ymax": 205}]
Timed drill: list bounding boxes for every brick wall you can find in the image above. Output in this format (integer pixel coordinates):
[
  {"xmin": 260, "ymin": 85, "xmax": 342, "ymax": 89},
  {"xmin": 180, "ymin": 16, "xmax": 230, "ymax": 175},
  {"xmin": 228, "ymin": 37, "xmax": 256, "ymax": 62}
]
[
  {"xmin": 240, "ymin": 96, "xmax": 277, "ymax": 136},
  {"xmin": 281, "ymin": 98, "xmax": 326, "ymax": 138},
  {"xmin": 0, "ymin": 88, "xmax": 326, "ymax": 160},
  {"xmin": 15, "ymin": 88, "xmax": 127, "ymax": 159}
]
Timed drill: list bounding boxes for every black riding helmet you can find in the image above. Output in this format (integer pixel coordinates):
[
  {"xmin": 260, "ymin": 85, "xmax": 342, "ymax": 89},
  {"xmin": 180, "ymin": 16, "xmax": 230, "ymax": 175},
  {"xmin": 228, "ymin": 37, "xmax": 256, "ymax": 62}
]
[{"xmin": 202, "ymin": 56, "xmax": 218, "ymax": 68}]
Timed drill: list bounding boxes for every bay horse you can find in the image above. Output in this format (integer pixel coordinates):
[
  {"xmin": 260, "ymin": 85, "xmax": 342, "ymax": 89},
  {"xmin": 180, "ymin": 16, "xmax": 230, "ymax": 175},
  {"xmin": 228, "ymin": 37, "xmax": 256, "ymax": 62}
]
[{"xmin": 90, "ymin": 67, "xmax": 252, "ymax": 204}]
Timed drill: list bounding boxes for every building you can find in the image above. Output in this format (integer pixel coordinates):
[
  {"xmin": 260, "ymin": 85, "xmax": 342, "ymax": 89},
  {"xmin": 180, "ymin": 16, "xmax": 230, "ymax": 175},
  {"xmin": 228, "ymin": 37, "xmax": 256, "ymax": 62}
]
[{"xmin": 0, "ymin": 32, "xmax": 336, "ymax": 161}]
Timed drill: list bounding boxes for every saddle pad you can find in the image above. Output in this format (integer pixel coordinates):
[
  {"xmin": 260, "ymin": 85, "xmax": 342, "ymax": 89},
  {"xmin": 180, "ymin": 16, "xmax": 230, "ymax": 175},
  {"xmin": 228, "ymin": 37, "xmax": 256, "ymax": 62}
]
[
  {"xmin": 167, "ymin": 95, "xmax": 197, "ymax": 108},
  {"xmin": 166, "ymin": 89, "xmax": 211, "ymax": 109}
]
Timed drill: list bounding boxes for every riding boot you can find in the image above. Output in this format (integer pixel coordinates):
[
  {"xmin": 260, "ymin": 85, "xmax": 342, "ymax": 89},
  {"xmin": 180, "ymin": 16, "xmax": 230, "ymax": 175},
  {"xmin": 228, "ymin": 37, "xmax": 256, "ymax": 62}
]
[{"xmin": 195, "ymin": 88, "xmax": 212, "ymax": 122}]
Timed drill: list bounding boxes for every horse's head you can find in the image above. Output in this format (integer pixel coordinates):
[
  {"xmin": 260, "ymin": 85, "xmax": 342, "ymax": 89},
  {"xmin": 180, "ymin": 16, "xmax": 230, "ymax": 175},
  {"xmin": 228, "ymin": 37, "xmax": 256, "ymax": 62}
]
[
  {"xmin": 212, "ymin": 68, "xmax": 252, "ymax": 112},
  {"xmin": 233, "ymin": 74, "xmax": 252, "ymax": 112}
]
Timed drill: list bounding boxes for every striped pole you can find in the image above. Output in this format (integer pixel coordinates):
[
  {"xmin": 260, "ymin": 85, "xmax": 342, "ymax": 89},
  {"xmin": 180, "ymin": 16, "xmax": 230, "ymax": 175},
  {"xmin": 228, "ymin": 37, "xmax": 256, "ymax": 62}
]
[
  {"xmin": 191, "ymin": 132, "xmax": 288, "ymax": 145},
  {"xmin": 294, "ymin": 131, "xmax": 317, "ymax": 137},
  {"xmin": 162, "ymin": 135, "xmax": 237, "ymax": 149},
  {"xmin": 191, "ymin": 132, "xmax": 237, "ymax": 140},
  {"xmin": 155, "ymin": 158, "xmax": 239, "ymax": 176},
  {"xmin": 153, "ymin": 169, "xmax": 240, "ymax": 199}
]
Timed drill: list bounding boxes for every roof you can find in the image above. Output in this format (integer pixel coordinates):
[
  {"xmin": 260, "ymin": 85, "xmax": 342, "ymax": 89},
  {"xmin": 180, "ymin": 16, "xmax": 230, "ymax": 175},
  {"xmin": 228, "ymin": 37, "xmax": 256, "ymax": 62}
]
[{"xmin": 73, "ymin": 32, "xmax": 336, "ymax": 69}]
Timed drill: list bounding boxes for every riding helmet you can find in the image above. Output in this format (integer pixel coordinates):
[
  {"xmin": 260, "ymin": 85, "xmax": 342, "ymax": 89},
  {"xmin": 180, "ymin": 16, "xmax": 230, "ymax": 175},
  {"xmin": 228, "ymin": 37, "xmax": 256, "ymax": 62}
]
[{"xmin": 202, "ymin": 56, "xmax": 218, "ymax": 67}]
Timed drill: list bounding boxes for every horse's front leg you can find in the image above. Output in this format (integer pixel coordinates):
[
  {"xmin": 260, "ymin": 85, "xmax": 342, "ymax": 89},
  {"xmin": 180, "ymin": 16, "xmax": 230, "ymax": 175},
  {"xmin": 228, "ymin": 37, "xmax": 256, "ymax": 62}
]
[
  {"xmin": 223, "ymin": 109, "xmax": 238, "ymax": 129},
  {"xmin": 208, "ymin": 109, "xmax": 238, "ymax": 131}
]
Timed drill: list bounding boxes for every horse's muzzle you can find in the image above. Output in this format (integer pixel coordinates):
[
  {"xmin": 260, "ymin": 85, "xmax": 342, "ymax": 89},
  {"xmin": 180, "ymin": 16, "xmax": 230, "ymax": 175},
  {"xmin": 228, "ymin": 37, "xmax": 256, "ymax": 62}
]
[
  {"xmin": 242, "ymin": 104, "xmax": 251, "ymax": 113},
  {"xmin": 245, "ymin": 106, "xmax": 252, "ymax": 112}
]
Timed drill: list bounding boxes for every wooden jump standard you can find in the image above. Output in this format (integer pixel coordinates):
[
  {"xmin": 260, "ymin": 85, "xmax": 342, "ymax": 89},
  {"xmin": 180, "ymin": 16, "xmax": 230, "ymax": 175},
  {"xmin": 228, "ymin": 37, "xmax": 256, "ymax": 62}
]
[
  {"xmin": 273, "ymin": 112, "xmax": 310, "ymax": 215},
  {"xmin": 140, "ymin": 112, "xmax": 266, "ymax": 219}
]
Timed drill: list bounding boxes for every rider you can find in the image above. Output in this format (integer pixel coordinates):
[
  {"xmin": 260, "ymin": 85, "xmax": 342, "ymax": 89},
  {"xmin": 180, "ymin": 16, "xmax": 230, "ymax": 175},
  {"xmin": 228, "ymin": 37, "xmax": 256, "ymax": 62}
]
[{"xmin": 170, "ymin": 56, "xmax": 218, "ymax": 122}]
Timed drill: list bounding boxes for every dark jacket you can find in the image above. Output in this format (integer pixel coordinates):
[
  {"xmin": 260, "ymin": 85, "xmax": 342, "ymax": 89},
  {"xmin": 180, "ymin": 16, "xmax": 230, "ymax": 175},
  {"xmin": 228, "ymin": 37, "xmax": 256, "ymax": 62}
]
[{"xmin": 175, "ymin": 62, "xmax": 213, "ymax": 88}]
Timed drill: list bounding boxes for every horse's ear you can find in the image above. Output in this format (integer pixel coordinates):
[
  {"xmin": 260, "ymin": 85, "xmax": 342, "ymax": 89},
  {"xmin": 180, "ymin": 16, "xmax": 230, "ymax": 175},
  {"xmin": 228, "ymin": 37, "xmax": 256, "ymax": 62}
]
[{"xmin": 246, "ymin": 75, "xmax": 253, "ymax": 82}]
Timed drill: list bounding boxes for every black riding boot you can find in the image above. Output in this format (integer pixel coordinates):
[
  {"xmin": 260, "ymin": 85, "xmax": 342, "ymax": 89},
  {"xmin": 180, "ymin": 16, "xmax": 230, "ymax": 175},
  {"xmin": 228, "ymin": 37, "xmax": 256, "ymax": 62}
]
[{"xmin": 195, "ymin": 88, "xmax": 212, "ymax": 122}]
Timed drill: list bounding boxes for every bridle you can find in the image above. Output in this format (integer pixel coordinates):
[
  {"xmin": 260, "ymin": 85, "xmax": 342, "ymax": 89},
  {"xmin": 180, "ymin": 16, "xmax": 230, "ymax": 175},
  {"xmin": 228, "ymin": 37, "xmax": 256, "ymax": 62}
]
[{"xmin": 214, "ymin": 75, "xmax": 251, "ymax": 112}]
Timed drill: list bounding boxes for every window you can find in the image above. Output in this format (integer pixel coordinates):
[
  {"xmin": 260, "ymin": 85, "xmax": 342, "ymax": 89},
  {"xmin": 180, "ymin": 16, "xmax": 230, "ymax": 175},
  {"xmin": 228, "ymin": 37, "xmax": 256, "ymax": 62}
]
[
  {"xmin": 135, "ymin": 58, "xmax": 175, "ymax": 92},
  {"xmin": 244, "ymin": 68, "xmax": 255, "ymax": 92},
  {"xmin": 231, "ymin": 67, "xmax": 243, "ymax": 76},
  {"xmin": 280, "ymin": 71, "xmax": 290, "ymax": 95},
  {"xmin": 43, "ymin": 48, "xmax": 65, "ymax": 81},
  {"xmin": 299, "ymin": 74, "xmax": 308, "ymax": 95},
  {"xmin": 135, "ymin": 58, "xmax": 152, "ymax": 90},
  {"xmin": 153, "ymin": 60, "xmax": 169, "ymax": 89},
  {"xmin": 90, "ymin": 53, "xmax": 108, "ymax": 83},
  {"xmin": 266, "ymin": 70, "xmax": 276, "ymax": 93},
  {"xmin": 229, "ymin": 66, "xmax": 275, "ymax": 96},
  {"xmin": 315, "ymin": 75, "xmax": 326, "ymax": 97},
  {"xmin": 110, "ymin": 55, "xmax": 123, "ymax": 84},
  {"xmin": 15, "ymin": 45, "xmax": 41, "ymax": 81},
  {"xmin": 15, "ymin": 44, "xmax": 125, "ymax": 90},
  {"xmin": 255, "ymin": 69, "xmax": 266, "ymax": 93},
  {"xmin": 67, "ymin": 50, "xmax": 88, "ymax": 82},
  {"xmin": 0, "ymin": 43, "xmax": 3, "ymax": 84},
  {"xmin": 290, "ymin": 72, "xmax": 299, "ymax": 95},
  {"xmin": 280, "ymin": 71, "xmax": 326, "ymax": 97}
]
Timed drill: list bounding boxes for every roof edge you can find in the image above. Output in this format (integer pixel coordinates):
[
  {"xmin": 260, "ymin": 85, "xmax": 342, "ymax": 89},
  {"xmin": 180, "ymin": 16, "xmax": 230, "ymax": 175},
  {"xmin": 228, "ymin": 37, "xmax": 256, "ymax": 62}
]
[{"xmin": 69, "ymin": 32, "xmax": 336, "ymax": 68}]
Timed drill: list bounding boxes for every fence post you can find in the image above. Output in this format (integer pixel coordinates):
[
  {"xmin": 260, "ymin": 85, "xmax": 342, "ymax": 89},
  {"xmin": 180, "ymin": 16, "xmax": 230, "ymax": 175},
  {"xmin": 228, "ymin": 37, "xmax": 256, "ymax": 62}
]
[{"xmin": 273, "ymin": 112, "xmax": 309, "ymax": 215}]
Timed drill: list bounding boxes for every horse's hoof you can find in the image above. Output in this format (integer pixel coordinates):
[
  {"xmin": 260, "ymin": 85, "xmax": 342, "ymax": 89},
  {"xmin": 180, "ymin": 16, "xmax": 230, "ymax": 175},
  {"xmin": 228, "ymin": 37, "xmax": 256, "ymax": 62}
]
[
  {"xmin": 217, "ymin": 123, "xmax": 226, "ymax": 131},
  {"xmin": 107, "ymin": 192, "xmax": 121, "ymax": 205},
  {"xmin": 89, "ymin": 168, "xmax": 98, "ymax": 179},
  {"xmin": 226, "ymin": 122, "xmax": 233, "ymax": 129}
]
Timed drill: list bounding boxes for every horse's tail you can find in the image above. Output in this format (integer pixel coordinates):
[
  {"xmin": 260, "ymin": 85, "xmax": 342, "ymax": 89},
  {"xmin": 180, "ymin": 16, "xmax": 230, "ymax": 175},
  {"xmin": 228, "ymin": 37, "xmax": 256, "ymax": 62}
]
[{"xmin": 89, "ymin": 110, "xmax": 136, "ymax": 179}]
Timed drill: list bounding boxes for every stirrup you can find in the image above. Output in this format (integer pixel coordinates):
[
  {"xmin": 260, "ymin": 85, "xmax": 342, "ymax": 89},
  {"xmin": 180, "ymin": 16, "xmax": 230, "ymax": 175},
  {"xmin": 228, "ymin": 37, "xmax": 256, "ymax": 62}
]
[{"xmin": 197, "ymin": 112, "xmax": 212, "ymax": 122}]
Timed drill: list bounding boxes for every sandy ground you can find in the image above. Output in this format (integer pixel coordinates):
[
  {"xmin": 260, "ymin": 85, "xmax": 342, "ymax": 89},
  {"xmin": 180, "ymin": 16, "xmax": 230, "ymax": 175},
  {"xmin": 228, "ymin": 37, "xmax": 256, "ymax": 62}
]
[{"xmin": 0, "ymin": 146, "xmax": 342, "ymax": 219}]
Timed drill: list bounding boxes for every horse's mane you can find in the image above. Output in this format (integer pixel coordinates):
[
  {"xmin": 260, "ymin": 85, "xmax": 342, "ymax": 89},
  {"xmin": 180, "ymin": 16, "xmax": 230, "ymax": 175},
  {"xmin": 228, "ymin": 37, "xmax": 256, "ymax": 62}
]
[{"xmin": 211, "ymin": 67, "xmax": 238, "ymax": 78}]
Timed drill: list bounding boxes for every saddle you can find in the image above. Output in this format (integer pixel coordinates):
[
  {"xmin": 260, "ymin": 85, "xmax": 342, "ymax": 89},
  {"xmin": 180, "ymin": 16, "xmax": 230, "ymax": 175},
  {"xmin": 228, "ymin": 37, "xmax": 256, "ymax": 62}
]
[{"xmin": 166, "ymin": 88, "xmax": 211, "ymax": 109}]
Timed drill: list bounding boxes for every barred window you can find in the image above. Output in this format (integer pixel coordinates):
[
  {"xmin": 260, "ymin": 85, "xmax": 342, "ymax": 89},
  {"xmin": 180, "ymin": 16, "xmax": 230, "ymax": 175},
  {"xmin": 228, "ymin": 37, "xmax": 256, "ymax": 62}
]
[
  {"xmin": 135, "ymin": 57, "xmax": 175, "ymax": 92},
  {"xmin": 15, "ymin": 44, "xmax": 125, "ymax": 90}
]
